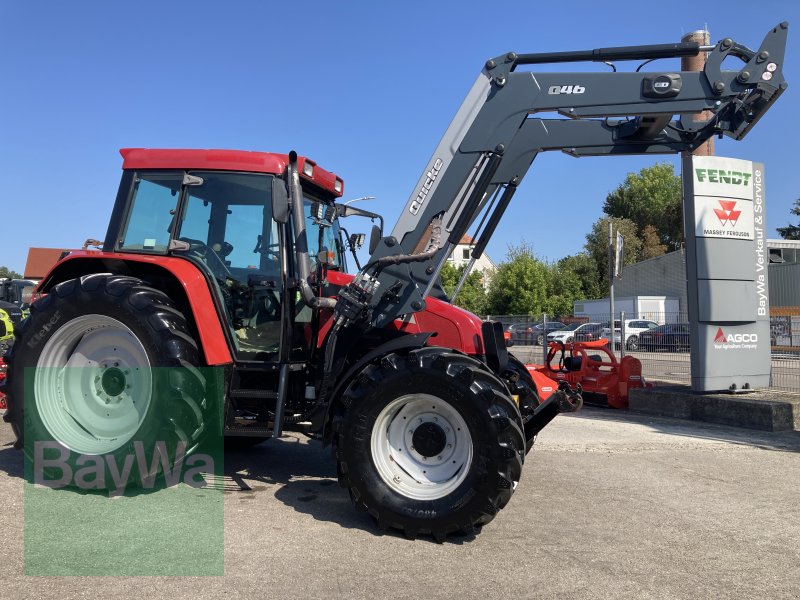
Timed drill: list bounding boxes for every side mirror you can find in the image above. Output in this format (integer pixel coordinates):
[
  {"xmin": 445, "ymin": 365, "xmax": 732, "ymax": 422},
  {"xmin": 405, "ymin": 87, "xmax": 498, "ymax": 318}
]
[
  {"xmin": 368, "ymin": 224, "xmax": 381, "ymax": 255},
  {"xmin": 0, "ymin": 320, "xmax": 6, "ymax": 337},
  {"xmin": 272, "ymin": 179, "xmax": 289, "ymax": 224}
]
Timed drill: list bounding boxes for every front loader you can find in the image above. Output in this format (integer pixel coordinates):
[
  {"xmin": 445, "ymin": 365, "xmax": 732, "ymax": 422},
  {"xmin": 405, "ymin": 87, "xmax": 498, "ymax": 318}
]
[{"xmin": 3, "ymin": 23, "xmax": 788, "ymax": 540}]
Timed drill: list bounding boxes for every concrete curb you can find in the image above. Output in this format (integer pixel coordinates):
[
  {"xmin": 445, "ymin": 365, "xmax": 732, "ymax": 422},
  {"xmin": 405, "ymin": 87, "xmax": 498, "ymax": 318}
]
[{"xmin": 629, "ymin": 385, "xmax": 800, "ymax": 432}]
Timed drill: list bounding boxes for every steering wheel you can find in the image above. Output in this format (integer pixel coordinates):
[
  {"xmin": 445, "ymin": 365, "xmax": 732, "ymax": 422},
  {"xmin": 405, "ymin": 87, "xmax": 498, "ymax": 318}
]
[
  {"xmin": 178, "ymin": 237, "xmax": 232, "ymax": 280},
  {"xmin": 252, "ymin": 235, "xmax": 281, "ymax": 261},
  {"xmin": 260, "ymin": 243, "xmax": 281, "ymax": 261}
]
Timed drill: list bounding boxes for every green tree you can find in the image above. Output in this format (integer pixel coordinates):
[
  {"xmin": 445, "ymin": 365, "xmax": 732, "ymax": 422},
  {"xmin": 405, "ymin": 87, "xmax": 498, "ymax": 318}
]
[
  {"xmin": 641, "ymin": 224, "xmax": 667, "ymax": 259},
  {"xmin": 603, "ymin": 162, "xmax": 683, "ymax": 250},
  {"xmin": 556, "ymin": 253, "xmax": 602, "ymax": 300},
  {"xmin": 439, "ymin": 262, "xmax": 488, "ymax": 316},
  {"xmin": 585, "ymin": 216, "xmax": 642, "ymax": 285},
  {"xmin": 776, "ymin": 199, "xmax": 800, "ymax": 240},
  {"xmin": 486, "ymin": 243, "xmax": 552, "ymax": 315},
  {"xmin": 544, "ymin": 263, "xmax": 583, "ymax": 318},
  {"xmin": 0, "ymin": 266, "xmax": 22, "ymax": 279}
]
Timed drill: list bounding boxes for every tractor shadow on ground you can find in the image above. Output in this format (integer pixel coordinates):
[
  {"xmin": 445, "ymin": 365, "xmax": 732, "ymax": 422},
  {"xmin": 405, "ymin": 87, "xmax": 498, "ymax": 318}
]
[
  {"xmin": 0, "ymin": 441, "xmax": 23, "ymax": 479},
  {"xmin": 222, "ymin": 434, "xmax": 477, "ymax": 545}
]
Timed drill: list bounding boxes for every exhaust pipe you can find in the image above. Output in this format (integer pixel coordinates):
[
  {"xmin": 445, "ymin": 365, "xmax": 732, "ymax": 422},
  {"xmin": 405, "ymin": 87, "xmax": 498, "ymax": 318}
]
[{"xmin": 288, "ymin": 151, "xmax": 336, "ymax": 310}]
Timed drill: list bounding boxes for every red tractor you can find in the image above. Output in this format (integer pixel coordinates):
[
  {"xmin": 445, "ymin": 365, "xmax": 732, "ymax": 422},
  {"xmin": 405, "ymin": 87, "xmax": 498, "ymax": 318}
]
[{"xmin": 2, "ymin": 25, "xmax": 787, "ymax": 540}]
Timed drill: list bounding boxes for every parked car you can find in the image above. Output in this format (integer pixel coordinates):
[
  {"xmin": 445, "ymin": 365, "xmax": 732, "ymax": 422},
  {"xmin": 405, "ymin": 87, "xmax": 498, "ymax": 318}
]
[
  {"xmin": 547, "ymin": 322, "xmax": 604, "ymax": 344},
  {"xmin": 573, "ymin": 322, "xmax": 607, "ymax": 343},
  {"xmin": 532, "ymin": 322, "xmax": 566, "ymax": 345},
  {"xmin": 505, "ymin": 321, "xmax": 565, "ymax": 345},
  {"xmin": 601, "ymin": 319, "xmax": 660, "ymax": 350},
  {"xmin": 500, "ymin": 323, "xmax": 514, "ymax": 347},
  {"xmin": 506, "ymin": 322, "xmax": 538, "ymax": 344},
  {"xmin": 638, "ymin": 323, "xmax": 690, "ymax": 352}
]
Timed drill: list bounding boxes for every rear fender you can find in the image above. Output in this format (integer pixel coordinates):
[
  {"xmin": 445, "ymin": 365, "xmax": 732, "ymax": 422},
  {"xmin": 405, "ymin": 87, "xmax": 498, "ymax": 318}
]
[{"xmin": 36, "ymin": 251, "xmax": 233, "ymax": 365}]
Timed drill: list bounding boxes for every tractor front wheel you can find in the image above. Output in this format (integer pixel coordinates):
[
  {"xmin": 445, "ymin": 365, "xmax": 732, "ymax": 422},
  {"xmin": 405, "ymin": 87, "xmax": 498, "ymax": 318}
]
[{"xmin": 334, "ymin": 348, "xmax": 525, "ymax": 541}]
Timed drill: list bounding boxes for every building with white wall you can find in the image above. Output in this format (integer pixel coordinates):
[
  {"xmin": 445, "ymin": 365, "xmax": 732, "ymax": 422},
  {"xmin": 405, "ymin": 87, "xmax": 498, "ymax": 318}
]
[{"xmin": 447, "ymin": 235, "xmax": 496, "ymax": 290}]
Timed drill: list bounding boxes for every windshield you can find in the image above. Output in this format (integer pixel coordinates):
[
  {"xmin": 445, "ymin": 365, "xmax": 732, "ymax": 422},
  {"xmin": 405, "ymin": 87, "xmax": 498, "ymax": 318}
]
[{"xmin": 561, "ymin": 323, "xmax": 581, "ymax": 331}]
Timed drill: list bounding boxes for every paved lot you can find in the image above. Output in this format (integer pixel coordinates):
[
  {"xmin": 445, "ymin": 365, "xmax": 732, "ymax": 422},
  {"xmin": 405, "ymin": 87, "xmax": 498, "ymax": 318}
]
[{"xmin": 2, "ymin": 410, "xmax": 800, "ymax": 599}]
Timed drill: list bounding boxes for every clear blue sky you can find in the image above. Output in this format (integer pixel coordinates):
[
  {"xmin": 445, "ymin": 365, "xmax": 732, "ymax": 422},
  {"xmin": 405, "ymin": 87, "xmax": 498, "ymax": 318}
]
[{"xmin": 1, "ymin": 1, "xmax": 797, "ymax": 274}]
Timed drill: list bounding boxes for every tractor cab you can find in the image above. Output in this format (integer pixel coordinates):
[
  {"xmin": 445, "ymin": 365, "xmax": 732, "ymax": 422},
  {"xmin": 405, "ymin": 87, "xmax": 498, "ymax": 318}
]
[{"xmin": 108, "ymin": 149, "xmax": 348, "ymax": 363}]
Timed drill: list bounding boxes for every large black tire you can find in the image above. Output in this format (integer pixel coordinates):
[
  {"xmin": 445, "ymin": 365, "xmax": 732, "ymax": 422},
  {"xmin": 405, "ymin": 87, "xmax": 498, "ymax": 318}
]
[
  {"xmin": 504, "ymin": 353, "xmax": 541, "ymax": 453},
  {"xmin": 3, "ymin": 274, "xmax": 213, "ymax": 492},
  {"xmin": 333, "ymin": 348, "xmax": 525, "ymax": 541}
]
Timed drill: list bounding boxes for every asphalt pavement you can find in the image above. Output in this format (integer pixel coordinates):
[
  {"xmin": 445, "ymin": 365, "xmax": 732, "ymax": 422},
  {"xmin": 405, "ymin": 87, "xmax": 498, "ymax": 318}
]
[{"xmin": 2, "ymin": 409, "xmax": 800, "ymax": 599}]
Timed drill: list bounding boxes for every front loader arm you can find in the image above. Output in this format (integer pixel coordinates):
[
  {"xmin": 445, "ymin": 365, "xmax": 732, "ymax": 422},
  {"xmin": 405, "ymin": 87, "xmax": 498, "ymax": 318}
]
[{"xmin": 336, "ymin": 23, "xmax": 788, "ymax": 330}]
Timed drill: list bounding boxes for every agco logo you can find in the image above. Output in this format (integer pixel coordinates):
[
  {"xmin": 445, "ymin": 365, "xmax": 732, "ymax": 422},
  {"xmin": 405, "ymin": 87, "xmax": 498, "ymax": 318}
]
[
  {"xmin": 713, "ymin": 200, "xmax": 741, "ymax": 227},
  {"xmin": 714, "ymin": 327, "xmax": 758, "ymax": 348},
  {"xmin": 548, "ymin": 85, "xmax": 585, "ymax": 95}
]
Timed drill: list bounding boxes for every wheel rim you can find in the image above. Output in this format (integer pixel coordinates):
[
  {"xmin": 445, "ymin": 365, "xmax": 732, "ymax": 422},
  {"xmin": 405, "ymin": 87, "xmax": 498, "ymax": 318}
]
[
  {"xmin": 628, "ymin": 336, "xmax": 638, "ymax": 350},
  {"xmin": 35, "ymin": 315, "xmax": 153, "ymax": 455},
  {"xmin": 371, "ymin": 394, "xmax": 473, "ymax": 501}
]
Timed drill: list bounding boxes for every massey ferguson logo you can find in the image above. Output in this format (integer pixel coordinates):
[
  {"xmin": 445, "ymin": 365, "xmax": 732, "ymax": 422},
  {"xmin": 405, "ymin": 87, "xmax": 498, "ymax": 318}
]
[
  {"xmin": 714, "ymin": 327, "xmax": 758, "ymax": 350},
  {"xmin": 714, "ymin": 200, "xmax": 741, "ymax": 227}
]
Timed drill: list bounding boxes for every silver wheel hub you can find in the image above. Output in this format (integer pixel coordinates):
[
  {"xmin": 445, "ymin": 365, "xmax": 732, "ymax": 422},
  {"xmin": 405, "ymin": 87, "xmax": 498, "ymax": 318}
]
[
  {"xmin": 35, "ymin": 315, "xmax": 152, "ymax": 455},
  {"xmin": 371, "ymin": 394, "xmax": 473, "ymax": 501}
]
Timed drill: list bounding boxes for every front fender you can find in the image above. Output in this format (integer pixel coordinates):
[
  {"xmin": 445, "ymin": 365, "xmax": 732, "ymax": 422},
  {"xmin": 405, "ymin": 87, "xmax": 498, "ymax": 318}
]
[{"xmin": 318, "ymin": 332, "xmax": 433, "ymax": 440}]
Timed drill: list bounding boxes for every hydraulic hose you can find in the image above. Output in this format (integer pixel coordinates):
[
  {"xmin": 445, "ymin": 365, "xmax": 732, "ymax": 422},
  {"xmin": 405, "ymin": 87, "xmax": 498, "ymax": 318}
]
[{"xmin": 363, "ymin": 215, "xmax": 443, "ymax": 274}]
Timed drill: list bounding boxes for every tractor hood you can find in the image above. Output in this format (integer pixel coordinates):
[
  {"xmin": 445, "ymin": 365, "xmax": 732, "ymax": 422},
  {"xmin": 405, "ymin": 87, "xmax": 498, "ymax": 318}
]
[{"xmin": 324, "ymin": 270, "xmax": 485, "ymax": 355}]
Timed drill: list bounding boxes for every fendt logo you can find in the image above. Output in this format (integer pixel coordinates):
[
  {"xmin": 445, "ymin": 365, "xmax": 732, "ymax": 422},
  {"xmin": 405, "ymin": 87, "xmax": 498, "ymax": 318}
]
[
  {"xmin": 548, "ymin": 85, "xmax": 585, "ymax": 95},
  {"xmin": 714, "ymin": 327, "xmax": 758, "ymax": 350},
  {"xmin": 695, "ymin": 168, "xmax": 752, "ymax": 186},
  {"xmin": 713, "ymin": 200, "xmax": 741, "ymax": 227}
]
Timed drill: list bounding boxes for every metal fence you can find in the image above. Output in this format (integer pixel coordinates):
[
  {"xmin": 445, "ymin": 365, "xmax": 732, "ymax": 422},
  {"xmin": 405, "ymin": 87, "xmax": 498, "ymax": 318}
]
[{"xmin": 489, "ymin": 312, "xmax": 800, "ymax": 394}]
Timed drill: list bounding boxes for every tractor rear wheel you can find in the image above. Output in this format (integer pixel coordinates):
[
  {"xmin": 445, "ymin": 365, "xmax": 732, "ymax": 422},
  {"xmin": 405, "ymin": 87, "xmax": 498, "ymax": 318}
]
[
  {"xmin": 4, "ymin": 274, "xmax": 212, "ymax": 492},
  {"xmin": 333, "ymin": 348, "xmax": 525, "ymax": 541}
]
